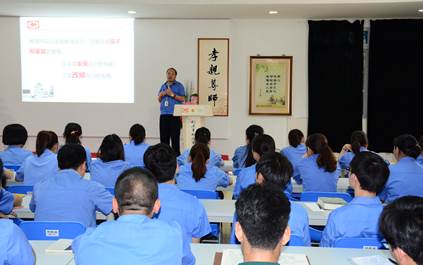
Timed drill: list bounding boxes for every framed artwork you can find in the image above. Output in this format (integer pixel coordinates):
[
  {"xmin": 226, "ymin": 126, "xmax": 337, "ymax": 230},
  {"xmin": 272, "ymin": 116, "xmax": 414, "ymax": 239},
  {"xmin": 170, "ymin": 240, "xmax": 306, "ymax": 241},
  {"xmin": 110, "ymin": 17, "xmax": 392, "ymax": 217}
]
[
  {"xmin": 197, "ymin": 38, "xmax": 229, "ymax": 116},
  {"xmin": 249, "ymin": 56, "xmax": 292, "ymax": 115}
]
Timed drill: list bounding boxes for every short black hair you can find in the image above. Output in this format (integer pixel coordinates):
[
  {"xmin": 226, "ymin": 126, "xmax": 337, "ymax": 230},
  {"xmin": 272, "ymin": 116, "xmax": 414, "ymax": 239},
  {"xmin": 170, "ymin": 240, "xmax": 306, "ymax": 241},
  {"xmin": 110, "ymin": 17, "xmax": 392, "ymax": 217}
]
[
  {"xmin": 393, "ymin": 134, "xmax": 421, "ymax": 159},
  {"xmin": 114, "ymin": 167, "xmax": 158, "ymax": 214},
  {"xmin": 129, "ymin": 124, "xmax": 146, "ymax": 145},
  {"xmin": 236, "ymin": 184, "xmax": 291, "ymax": 250},
  {"xmin": 98, "ymin": 134, "xmax": 125, "ymax": 162},
  {"xmin": 350, "ymin": 152, "xmax": 389, "ymax": 193},
  {"xmin": 251, "ymin": 134, "xmax": 276, "ymax": 157},
  {"xmin": 58, "ymin": 144, "xmax": 87, "ymax": 170},
  {"xmin": 288, "ymin": 129, "xmax": 304, "ymax": 148},
  {"xmin": 380, "ymin": 196, "xmax": 423, "ymax": 265},
  {"xmin": 195, "ymin": 127, "xmax": 211, "ymax": 144},
  {"xmin": 166, "ymin": 67, "xmax": 178, "ymax": 75},
  {"xmin": 256, "ymin": 152, "xmax": 293, "ymax": 190},
  {"xmin": 144, "ymin": 143, "xmax": 177, "ymax": 183},
  {"xmin": 2, "ymin": 124, "xmax": 28, "ymax": 146}
]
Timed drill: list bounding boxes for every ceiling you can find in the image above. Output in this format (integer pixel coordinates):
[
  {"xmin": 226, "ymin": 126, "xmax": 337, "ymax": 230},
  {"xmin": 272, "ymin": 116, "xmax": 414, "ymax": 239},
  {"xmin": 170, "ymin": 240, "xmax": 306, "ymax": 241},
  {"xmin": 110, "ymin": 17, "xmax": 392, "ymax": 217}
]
[{"xmin": 1, "ymin": 0, "xmax": 423, "ymax": 19}]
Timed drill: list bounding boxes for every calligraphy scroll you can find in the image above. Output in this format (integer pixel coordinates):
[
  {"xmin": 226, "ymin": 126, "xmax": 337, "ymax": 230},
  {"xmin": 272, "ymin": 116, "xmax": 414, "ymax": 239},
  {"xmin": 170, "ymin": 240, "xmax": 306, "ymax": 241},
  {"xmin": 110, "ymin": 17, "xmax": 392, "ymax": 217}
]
[{"xmin": 197, "ymin": 38, "xmax": 229, "ymax": 116}]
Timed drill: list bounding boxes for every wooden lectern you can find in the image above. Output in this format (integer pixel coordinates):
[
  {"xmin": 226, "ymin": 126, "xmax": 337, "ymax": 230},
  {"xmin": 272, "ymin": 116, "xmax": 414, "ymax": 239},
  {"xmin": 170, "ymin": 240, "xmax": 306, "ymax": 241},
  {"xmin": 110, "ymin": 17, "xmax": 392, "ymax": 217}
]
[{"xmin": 173, "ymin": 104, "xmax": 213, "ymax": 150}]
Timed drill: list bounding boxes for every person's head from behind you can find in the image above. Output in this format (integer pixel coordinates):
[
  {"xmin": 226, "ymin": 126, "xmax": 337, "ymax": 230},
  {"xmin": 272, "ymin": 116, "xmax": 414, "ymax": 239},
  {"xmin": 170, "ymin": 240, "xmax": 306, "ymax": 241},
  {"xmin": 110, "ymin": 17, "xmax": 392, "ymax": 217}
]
[
  {"xmin": 306, "ymin": 133, "xmax": 337, "ymax": 172},
  {"xmin": 349, "ymin": 152, "xmax": 389, "ymax": 195},
  {"xmin": 256, "ymin": 152, "xmax": 293, "ymax": 191},
  {"xmin": 235, "ymin": 184, "xmax": 291, "ymax": 262},
  {"xmin": 36, "ymin": 131, "xmax": 59, "ymax": 157},
  {"xmin": 393, "ymin": 134, "xmax": 421, "ymax": 161},
  {"xmin": 380, "ymin": 196, "xmax": 423, "ymax": 265},
  {"xmin": 195, "ymin": 127, "xmax": 211, "ymax": 145},
  {"xmin": 244, "ymin": 125, "xmax": 264, "ymax": 167},
  {"xmin": 288, "ymin": 129, "xmax": 304, "ymax": 148},
  {"xmin": 63, "ymin": 122, "xmax": 82, "ymax": 145},
  {"xmin": 98, "ymin": 134, "xmax": 124, "ymax": 162},
  {"xmin": 350, "ymin": 130, "xmax": 368, "ymax": 154},
  {"xmin": 166, "ymin": 67, "xmax": 177, "ymax": 83},
  {"xmin": 57, "ymin": 144, "xmax": 87, "ymax": 176},
  {"xmin": 113, "ymin": 167, "xmax": 160, "ymax": 217},
  {"xmin": 2, "ymin": 124, "xmax": 28, "ymax": 147},
  {"xmin": 129, "ymin": 124, "xmax": 146, "ymax": 145},
  {"xmin": 144, "ymin": 143, "xmax": 177, "ymax": 183},
  {"xmin": 189, "ymin": 143, "xmax": 210, "ymax": 182},
  {"xmin": 251, "ymin": 134, "xmax": 276, "ymax": 162}
]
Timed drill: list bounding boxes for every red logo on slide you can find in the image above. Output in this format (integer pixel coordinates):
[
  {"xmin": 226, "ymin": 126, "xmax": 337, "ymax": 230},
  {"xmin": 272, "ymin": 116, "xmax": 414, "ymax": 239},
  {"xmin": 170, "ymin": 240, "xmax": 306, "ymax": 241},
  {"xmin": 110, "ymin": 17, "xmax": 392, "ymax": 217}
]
[{"xmin": 27, "ymin": 20, "xmax": 40, "ymax": 30}]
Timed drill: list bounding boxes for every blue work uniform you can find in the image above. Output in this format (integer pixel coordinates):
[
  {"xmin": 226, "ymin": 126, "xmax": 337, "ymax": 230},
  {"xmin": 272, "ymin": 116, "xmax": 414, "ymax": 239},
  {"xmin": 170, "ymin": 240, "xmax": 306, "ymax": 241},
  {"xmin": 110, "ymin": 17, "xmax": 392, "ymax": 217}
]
[
  {"xmin": 156, "ymin": 183, "xmax": 211, "ymax": 265},
  {"xmin": 30, "ymin": 169, "xmax": 113, "ymax": 228},
  {"xmin": 72, "ymin": 214, "xmax": 183, "ymax": 265},
  {"xmin": 232, "ymin": 145, "xmax": 248, "ymax": 170},
  {"xmin": 124, "ymin": 141, "xmax": 150, "ymax": 167},
  {"xmin": 158, "ymin": 81, "xmax": 185, "ymax": 115},
  {"xmin": 18, "ymin": 149, "xmax": 58, "ymax": 185},
  {"xmin": 379, "ymin": 157, "xmax": 423, "ymax": 203},
  {"xmin": 176, "ymin": 164, "xmax": 230, "ymax": 191},
  {"xmin": 90, "ymin": 159, "xmax": 131, "ymax": 187},
  {"xmin": 320, "ymin": 196, "xmax": 383, "ymax": 247},
  {"xmin": 0, "ymin": 146, "xmax": 32, "ymax": 167},
  {"xmin": 281, "ymin": 144, "xmax": 307, "ymax": 177},
  {"xmin": 0, "ymin": 219, "xmax": 34, "ymax": 265},
  {"xmin": 178, "ymin": 148, "xmax": 223, "ymax": 168},
  {"xmin": 294, "ymin": 154, "xmax": 340, "ymax": 192},
  {"xmin": 290, "ymin": 202, "xmax": 311, "ymax": 246},
  {"xmin": 0, "ymin": 188, "xmax": 14, "ymax": 214}
]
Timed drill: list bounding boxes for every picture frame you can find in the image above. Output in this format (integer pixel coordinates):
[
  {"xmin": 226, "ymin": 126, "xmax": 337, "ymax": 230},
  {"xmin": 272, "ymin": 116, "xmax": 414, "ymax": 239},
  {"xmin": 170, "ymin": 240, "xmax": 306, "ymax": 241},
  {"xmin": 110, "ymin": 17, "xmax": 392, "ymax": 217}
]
[
  {"xmin": 249, "ymin": 56, "xmax": 292, "ymax": 115},
  {"xmin": 197, "ymin": 38, "xmax": 229, "ymax": 116}
]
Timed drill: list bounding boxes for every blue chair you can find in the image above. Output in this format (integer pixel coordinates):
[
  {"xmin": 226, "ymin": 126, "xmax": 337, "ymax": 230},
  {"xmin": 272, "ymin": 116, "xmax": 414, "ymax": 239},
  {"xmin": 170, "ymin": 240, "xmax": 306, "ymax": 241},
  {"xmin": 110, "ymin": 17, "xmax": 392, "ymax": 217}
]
[
  {"xmin": 20, "ymin": 221, "xmax": 86, "ymax": 240},
  {"xmin": 300, "ymin": 192, "xmax": 353, "ymax": 202},
  {"xmin": 5, "ymin": 185, "xmax": 33, "ymax": 194},
  {"xmin": 3, "ymin": 165, "xmax": 20, "ymax": 172},
  {"xmin": 181, "ymin": 190, "xmax": 221, "ymax": 240},
  {"xmin": 105, "ymin": 187, "xmax": 115, "ymax": 195},
  {"xmin": 309, "ymin": 227, "xmax": 323, "ymax": 242},
  {"xmin": 334, "ymin": 237, "xmax": 385, "ymax": 249}
]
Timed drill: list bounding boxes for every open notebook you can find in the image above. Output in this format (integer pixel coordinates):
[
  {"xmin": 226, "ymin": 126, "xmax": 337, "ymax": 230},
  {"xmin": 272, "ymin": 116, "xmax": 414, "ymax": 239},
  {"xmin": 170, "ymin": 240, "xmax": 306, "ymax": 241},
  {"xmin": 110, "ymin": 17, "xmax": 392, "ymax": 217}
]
[{"xmin": 217, "ymin": 249, "xmax": 310, "ymax": 265}]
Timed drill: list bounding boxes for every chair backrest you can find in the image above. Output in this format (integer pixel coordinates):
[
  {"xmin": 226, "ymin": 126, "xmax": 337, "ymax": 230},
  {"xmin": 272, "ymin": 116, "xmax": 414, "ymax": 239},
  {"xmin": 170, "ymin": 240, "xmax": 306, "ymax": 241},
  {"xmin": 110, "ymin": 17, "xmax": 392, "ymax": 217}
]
[
  {"xmin": 5, "ymin": 185, "xmax": 33, "ymax": 194},
  {"xmin": 300, "ymin": 192, "xmax": 353, "ymax": 202},
  {"xmin": 181, "ymin": 190, "xmax": 219, "ymax": 199},
  {"xmin": 20, "ymin": 221, "xmax": 86, "ymax": 240},
  {"xmin": 288, "ymin": 235, "xmax": 306, "ymax": 246},
  {"xmin": 309, "ymin": 227, "xmax": 323, "ymax": 242},
  {"xmin": 105, "ymin": 187, "xmax": 115, "ymax": 195},
  {"xmin": 334, "ymin": 237, "xmax": 385, "ymax": 249},
  {"xmin": 3, "ymin": 164, "xmax": 20, "ymax": 172}
]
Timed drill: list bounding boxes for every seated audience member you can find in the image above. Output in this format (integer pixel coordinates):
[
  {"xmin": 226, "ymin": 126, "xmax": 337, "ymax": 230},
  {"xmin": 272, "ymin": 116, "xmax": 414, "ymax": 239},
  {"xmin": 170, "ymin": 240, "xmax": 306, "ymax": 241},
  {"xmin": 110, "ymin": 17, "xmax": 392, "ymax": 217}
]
[
  {"xmin": 0, "ymin": 218, "xmax": 34, "ymax": 265},
  {"xmin": 255, "ymin": 152, "xmax": 310, "ymax": 246},
  {"xmin": 124, "ymin": 123, "xmax": 150, "ymax": 167},
  {"xmin": 0, "ymin": 159, "xmax": 22, "ymax": 215},
  {"xmin": 235, "ymin": 184, "xmax": 291, "ymax": 265},
  {"xmin": 232, "ymin": 125, "xmax": 264, "ymax": 170},
  {"xmin": 379, "ymin": 134, "xmax": 423, "ymax": 203},
  {"xmin": 177, "ymin": 127, "xmax": 223, "ymax": 168},
  {"xmin": 91, "ymin": 134, "xmax": 131, "ymax": 187},
  {"xmin": 380, "ymin": 196, "xmax": 423, "ymax": 265},
  {"xmin": 338, "ymin": 130, "xmax": 369, "ymax": 170},
  {"xmin": 294, "ymin": 133, "xmax": 340, "ymax": 192},
  {"xmin": 0, "ymin": 124, "xmax": 32, "ymax": 166},
  {"xmin": 72, "ymin": 167, "xmax": 183, "ymax": 265},
  {"xmin": 176, "ymin": 143, "xmax": 231, "ymax": 191},
  {"xmin": 19, "ymin": 130, "xmax": 59, "ymax": 185},
  {"xmin": 321, "ymin": 152, "xmax": 389, "ymax": 247},
  {"xmin": 30, "ymin": 144, "xmax": 113, "ymax": 228},
  {"xmin": 280, "ymin": 129, "xmax": 306, "ymax": 176},
  {"xmin": 63, "ymin": 122, "xmax": 92, "ymax": 171},
  {"xmin": 144, "ymin": 143, "xmax": 211, "ymax": 265}
]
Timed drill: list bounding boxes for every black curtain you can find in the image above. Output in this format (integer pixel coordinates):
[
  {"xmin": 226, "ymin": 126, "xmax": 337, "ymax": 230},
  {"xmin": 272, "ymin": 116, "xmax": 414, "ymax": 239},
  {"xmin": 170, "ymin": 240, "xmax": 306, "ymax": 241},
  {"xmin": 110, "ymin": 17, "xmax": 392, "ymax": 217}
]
[
  {"xmin": 368, "ymin": 19, "xmax": 423, "ymax": 152},
  {"xmin": 308, "ymin": 20, "xmax": 364, "ymax": 152}
]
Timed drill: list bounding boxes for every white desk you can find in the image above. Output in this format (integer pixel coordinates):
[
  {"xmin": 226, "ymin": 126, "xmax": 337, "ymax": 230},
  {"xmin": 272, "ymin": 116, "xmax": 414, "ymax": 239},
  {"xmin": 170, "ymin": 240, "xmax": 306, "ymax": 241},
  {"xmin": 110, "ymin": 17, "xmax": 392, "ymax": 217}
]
[
  {"xmin": 30, "ymin": 240, "xmax": 73, "ymax": 265},
  {"xmin": 200, "ymin": 199, "xmax": 330, "ymax": 226}
]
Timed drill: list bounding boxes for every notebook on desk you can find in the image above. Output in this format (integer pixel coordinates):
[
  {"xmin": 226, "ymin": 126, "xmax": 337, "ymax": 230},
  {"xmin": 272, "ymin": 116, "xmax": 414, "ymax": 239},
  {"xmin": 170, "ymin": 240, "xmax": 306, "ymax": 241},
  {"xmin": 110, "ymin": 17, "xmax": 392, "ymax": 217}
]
[{"xmin": 214, "ymin": 249, "xmax": 310, "ymax": 265}]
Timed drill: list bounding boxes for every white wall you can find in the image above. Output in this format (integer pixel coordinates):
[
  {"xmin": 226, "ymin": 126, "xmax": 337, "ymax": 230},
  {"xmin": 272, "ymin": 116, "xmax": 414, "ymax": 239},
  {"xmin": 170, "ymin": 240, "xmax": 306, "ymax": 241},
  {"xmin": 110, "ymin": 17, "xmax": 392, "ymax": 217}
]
[{"xmin": 0, "ymin": 17, "xmax": 308, "ymax": 156}]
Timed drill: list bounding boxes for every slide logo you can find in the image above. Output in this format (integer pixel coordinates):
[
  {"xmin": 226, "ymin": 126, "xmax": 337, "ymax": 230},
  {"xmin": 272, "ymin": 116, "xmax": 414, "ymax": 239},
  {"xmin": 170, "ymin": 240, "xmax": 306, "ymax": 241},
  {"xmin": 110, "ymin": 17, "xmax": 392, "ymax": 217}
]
[{"xmin": 27, "ymin": 20, "xmax": 40, "ymax": 30}]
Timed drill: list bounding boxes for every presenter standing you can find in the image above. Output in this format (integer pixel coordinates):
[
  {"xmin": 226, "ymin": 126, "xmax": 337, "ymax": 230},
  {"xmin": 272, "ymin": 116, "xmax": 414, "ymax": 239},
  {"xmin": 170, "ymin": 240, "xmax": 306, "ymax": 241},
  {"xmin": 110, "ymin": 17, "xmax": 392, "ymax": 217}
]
[{"xmin": 157, "ymin": 68, "xmax": 185, "ymax": 156}]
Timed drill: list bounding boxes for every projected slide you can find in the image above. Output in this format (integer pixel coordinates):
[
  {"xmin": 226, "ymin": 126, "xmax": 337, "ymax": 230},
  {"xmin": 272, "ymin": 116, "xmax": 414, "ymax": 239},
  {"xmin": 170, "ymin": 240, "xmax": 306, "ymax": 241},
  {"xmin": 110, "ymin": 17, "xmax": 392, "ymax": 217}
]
[{"xmin": 20, "ymin": 18, "xmax": 134, "ymax": 103}]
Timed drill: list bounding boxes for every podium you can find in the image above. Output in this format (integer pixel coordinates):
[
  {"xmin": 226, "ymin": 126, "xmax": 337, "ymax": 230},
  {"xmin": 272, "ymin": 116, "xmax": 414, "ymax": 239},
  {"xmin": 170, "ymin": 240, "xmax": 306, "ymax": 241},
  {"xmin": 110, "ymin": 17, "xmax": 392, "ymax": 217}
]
[{"xmin": 174, "ymin": 105, "xmax": 213, "ymax": 150}]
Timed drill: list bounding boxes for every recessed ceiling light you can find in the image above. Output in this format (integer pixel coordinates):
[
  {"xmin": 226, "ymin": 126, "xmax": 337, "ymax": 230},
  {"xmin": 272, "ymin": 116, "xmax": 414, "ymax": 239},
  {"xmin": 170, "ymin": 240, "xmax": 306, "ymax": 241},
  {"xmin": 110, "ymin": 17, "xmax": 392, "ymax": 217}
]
[
  {"xmin": 418, "ymin": 9, "xmax": 423, "ymax": 13},
  {"xmin": 268, "ymin": 10, "xmax": 278, "ymax": 15},
  {"xmin": 128, "ymin": 10, "xmax": 137, "ymax": 14}
]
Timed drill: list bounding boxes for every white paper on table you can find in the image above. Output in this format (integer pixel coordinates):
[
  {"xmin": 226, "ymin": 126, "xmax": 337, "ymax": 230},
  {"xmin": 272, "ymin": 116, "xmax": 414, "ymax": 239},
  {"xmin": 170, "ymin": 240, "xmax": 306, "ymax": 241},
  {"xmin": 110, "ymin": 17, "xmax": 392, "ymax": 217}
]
[
  {"xmin": 303, "ymin": 202, "xmax": 324, "ymax": 212},
  {"xmin": 351, "ymin": 255, "xmax": 393, "ymax": 265},
  {"xmin": 221, "ymin": 249, "xmax": 309, "ymax": 265},
  {"xmin": 45, "ymin": 239, "xmax": 73, "ymax": 253}
]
